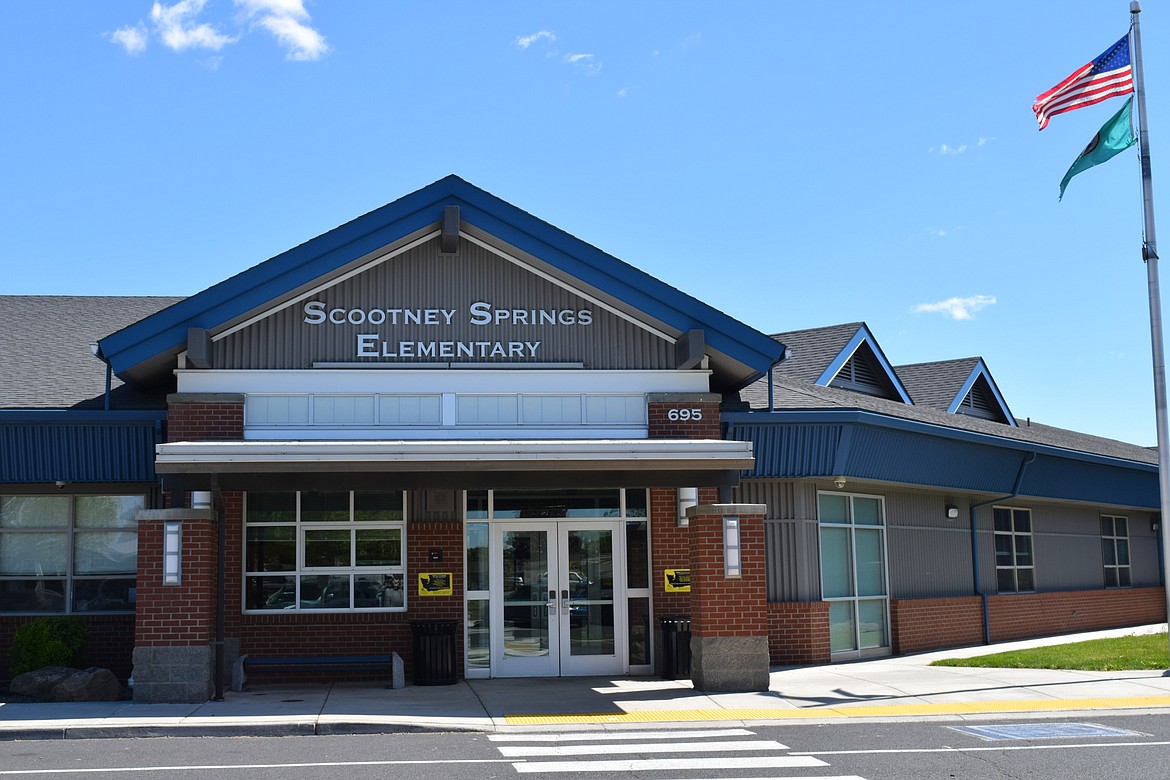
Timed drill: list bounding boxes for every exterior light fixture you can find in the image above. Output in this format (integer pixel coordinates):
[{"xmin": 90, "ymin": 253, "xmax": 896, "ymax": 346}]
[
  {"xmin": 833, "ymin": 477, "xmax": 847, "ymax": 489},
  {"xmin": 946, "ymin": 504, "xmax": 960, "ymax": 520},
  {"xmin": 723, "ymin": 516, "xmax": 741, "ymax": 578},
  {"xmin": 677, "ymin": 487, "xmax": 698, "ymax": 527},
  {"xmin": 163, "ymin": 521, "xmax": 182, "ymax": 585}
]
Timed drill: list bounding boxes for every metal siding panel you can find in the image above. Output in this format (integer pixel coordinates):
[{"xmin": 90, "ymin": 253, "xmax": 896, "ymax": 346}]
[
  {"xmin": 885, "ymin": 491, "xmax": 973, "ymax": 599},
  {"xmin": 1023, "ymin": 456, "xmax": 1159, "ymax": 508},
  {"xmin": 215, "ymin": 237, "xmax": 675, "ymax": 370},
  {"xmin": 843, "ymin": 426, "xmax": 1023, "ymax": 493},
  {"xmin": 728, "ymin": 424, "xmax": 842, "ymax": 478},
  {"xmin": 1129, "ymin": 511, "xmax": 1161, "ymax": 586},
  {"xmin": 1031, "ymin": 505, "xmax": 1104, "ymax": 591},
  {"xmin": 0, "ymin": 421, "xmax": 160, "ymax": 483}
]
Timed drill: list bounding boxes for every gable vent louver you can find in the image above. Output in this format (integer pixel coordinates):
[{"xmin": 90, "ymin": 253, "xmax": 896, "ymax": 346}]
[
  {"xmin": 957, "ymin": 378, "xmax": 1006, "ymax": 422},
  {"xmin": 829, "ymin": 346, "xmax": 897, "ymax": 399}
]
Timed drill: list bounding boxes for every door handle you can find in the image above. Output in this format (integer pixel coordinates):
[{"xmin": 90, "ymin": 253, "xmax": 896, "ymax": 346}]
[
  {"xmin": 548, "ymin": 589, "xmax": 556, "ymax": 615},
  {"xmin": 561, "ymin": 589, "xmax": 570, "ymax": 616}
]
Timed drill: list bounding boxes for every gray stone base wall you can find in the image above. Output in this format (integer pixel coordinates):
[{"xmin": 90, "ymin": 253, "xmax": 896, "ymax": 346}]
[
  {"xmin": 131, "ymin": 645, "xmax": 214, "ymax": 703},
  {"xmin": 690, "ymin": 635, "xmax": 771, "ymax": 692}
]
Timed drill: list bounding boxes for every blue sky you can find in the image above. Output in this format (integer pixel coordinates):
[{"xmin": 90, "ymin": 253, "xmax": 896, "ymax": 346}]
[{"xmin": 2, "ymin": 1, "xmax": 1166, "ymax": 446}]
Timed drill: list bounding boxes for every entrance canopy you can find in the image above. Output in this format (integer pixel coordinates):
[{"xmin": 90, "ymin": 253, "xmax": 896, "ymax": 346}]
[{"xmin": 155, "ymin": 438, "xmax": 754, "ymax": 491}]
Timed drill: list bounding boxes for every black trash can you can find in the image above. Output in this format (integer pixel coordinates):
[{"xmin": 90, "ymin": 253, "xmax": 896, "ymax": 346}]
[
  {"xmin": 410, "ymin": 620, "xmax": 459, "ymax": 686},
  {"xmin": 659, "ymin": 615, "xmax": 692, "ymax": 679}
]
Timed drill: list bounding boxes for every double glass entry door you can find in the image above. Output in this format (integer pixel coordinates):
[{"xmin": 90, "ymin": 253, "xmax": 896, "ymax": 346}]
[{"xmin": 492, "ymin": 521, "xmax": 624, "ymax": 677}]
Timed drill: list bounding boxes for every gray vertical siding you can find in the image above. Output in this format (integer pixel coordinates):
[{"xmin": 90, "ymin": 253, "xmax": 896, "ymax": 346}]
[
  {"xmin": 885, "ymin": 491, "xmax": 974, "ymax": 599},
  {"xmin": 215, "ymin": 237, "xmax": 676, "ymax": 370},
  {"xmin": 738, "ymin": 479, "xmax": 822, "ymax": 602},
  {"xmin": 745, "ymin": 477, "xmax": 1163, "ymax": 603}
]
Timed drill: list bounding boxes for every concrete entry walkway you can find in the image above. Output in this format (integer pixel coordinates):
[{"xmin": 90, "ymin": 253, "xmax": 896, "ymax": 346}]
[{"xmin": 1, "ymin": 624, "xmax": 1168, "ymax": 739}]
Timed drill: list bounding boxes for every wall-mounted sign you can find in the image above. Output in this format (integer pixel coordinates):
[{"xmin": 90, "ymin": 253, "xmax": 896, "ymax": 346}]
[
  {"xmin": 304, "ymin": 300, "xmax": 593, "ymax": 360},
  {"xmin": 664, "ymin": 568, "xmax": 691, "ymax": 593},
  {"xmin": 418, "ymin": 572, "xmax": 453, "ymax": 596}
]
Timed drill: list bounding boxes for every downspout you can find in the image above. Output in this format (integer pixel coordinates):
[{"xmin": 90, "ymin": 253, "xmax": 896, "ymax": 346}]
[
  {"xmin": 104, "ymin": 363, "xmax": 112, "ymax": 411},
  {"xmin": 969, "ymin": 451, "xmax": 1036, "ymax": 645},
  {"xmin": 211, "ymin": 474, "xmax": 226, "ymax": 701}
]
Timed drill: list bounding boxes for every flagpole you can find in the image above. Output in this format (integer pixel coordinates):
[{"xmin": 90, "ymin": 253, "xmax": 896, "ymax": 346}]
[{"xmin": 1129, "ymin": 1, "xmax": 1170, "ymax": 672}]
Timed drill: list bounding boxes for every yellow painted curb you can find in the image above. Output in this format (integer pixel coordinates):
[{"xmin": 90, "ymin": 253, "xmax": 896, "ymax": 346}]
[{"xmin": 503, "ymin": 695, "xmax": 1170, "ymax": 725}]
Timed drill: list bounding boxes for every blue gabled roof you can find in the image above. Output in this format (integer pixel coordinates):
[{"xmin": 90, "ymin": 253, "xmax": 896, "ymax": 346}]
[{"xmin": 97, "ymin": 175, "xmax": 784, "ymax": 390}]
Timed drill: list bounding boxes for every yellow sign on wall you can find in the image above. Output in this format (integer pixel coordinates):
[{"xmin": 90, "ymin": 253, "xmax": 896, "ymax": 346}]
[
  {"xmin": 664, "ymin": 568, "xmax": 691, "ymax": 592},
  {"xmin": 418, "ymin": 572, "xmax": 453, "ymax": 596}
]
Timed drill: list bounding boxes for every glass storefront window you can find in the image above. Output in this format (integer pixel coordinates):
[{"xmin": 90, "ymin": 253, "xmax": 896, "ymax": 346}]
[
  {"xmin": 0, "ymin": 494, "xmax": 144, "ymax": 614},
  {"xmin": 244, "ymin": 491, "xmax": 405, "ymax": 612}
]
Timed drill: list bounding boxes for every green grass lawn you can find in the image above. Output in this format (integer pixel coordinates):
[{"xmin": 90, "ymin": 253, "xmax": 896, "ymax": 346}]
[{"xmin": 930, "ymin": 632, "xmax": 1170, "ymax": 671}]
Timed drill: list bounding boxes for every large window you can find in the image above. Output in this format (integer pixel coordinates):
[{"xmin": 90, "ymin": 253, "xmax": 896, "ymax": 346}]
[
  {"xmin": 0, "ymin": 494, "xmax": 143, "ymax": 614},
  {"xmin": 818, "ymin": 491, "xmax": 889, "ymax": 659},
  {"xmin": 993, "ymin": 506, "xmax": 1034, "ymax": 593},
  {"xmin": 1101, "ymin": 515, "xmax": 1131, "ymax": 588},
  {"xmin": 243, "ymin": 491, "xmax": 406, "ymax": 612}
]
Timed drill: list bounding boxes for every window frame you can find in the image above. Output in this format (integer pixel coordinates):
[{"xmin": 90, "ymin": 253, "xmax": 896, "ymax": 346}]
[
  {"xmin": 993, "ymin": 506, "xmax": 1035, "ymax": 593},
  {"xmin": 242, "ymin": 490, "xmax": 407, "ymax": 614},
  {"xmin": 816, "ymin": 490, "xmax": 891, "ymax": 660},
  {"xmin": 1100, "ymin": 514, "xmax": 1131, "ymax": 589},
  {"xmin": 0, "ymin": 493, "xmax": 145, "ymax": 615}
]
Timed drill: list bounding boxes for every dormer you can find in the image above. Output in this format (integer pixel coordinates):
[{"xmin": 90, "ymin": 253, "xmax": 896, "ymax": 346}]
[
  {"xmin": 768, "ymin": 323, "xmax": 912, "ymax": 404},
  {"xmin": 897, "ymin": 357, "xmax": 1016, "ymax": 426}
]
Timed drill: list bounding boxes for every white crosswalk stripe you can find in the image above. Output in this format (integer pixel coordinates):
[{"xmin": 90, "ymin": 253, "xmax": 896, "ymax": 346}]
[
  {"xmin": 497, "ymin": 739, "xmax": 789, "ymax": 757},
  {"xmin": 490, "ymin": 728, "xmax": 868, "ymax": 778}
]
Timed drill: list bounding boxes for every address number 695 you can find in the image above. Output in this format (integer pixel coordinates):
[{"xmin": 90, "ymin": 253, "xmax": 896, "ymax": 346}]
[{"xmin": 667, "ymin": 408, "xmax": 703, "ymax": 421}]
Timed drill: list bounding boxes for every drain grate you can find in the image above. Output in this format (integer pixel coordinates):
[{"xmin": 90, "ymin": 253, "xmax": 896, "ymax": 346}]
[{"xmin": 950, "ymin": 722, "xmax": 1144, "ymax": 741}]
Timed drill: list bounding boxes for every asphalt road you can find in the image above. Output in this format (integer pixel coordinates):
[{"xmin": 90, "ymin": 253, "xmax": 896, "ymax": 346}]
[{"xmin": 2, "ymin": 711, "xmax": 1169, "ymax": 779}]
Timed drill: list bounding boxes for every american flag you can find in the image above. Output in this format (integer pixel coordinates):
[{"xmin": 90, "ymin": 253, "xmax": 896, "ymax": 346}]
[{"xmin": 1033, "ymin": 35, "xmax": 1133, "ymax": 130}]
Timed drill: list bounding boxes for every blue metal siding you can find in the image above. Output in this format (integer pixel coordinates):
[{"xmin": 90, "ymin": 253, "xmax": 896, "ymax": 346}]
[
  {"xmin": 841, "ymin": 426, "xmax": 1023, "ymax": 494},
  {"xmin": 0, "ymin": 415, "xmax": 163, "ymax": 483},
  {"xmin": 726, "ymin": 416, "xmax": 1158, "ymax": 509},
  {"xmin": 728, "ymin": 423, "xmax": 842, "ymax": 478}
]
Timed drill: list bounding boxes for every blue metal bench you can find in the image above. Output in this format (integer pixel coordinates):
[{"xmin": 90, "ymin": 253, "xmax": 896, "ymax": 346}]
[{"xmin": 231, "ymin": 652, "xmax": 404, "ymax": 691}]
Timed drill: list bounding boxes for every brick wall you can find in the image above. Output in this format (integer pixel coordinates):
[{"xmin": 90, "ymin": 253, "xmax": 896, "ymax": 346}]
[
  {"xmin": 135, "ymin": 512, "xmax": 216, "ymax": 647},
  {"xmin": 167, "ymin": 398, "xmax": 244, "ymax": 442},
  {"xmin": 688, "ymin": 510, "xmax": 767, "ymax": 638},
  {"xmin": 989, "ymin": 587, "xmax": 1166, "ymax": 642},
  {"xmin": 647, "ymin": 399, "xmax": 722, "ymax": 440},
  {"xmin": 889, "ymin": 588, "xmax": 1167, "ymax": 653},
  {"xmin": 890, "ymin": 596, "xmax": 984, "ymax": 655},
  {"xmin": 768, "ymin": 601, "xmax": 830, "ymax": 665},
  {"xmin": 650, "ymin": 488, "xmax": 692, "ymax": 618}
]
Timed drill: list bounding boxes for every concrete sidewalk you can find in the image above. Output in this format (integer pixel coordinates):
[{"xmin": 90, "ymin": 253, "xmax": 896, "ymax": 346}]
[{"xmin": 2, "ymin": 624, "xmax": 1168, "ymax": 739}]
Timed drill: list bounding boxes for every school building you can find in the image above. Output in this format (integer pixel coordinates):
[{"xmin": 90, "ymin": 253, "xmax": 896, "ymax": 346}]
[{"xmin": 1, "ymin": 176, "xmax": 1162, "ymax": 701}]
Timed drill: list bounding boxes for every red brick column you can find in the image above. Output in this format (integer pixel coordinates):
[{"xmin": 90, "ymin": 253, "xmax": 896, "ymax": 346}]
[
  {"xmin": 167, "ymin": 394, "xmax": 245, "ymax": 442},
  {"xmin": 646, "ymin": 393, "xmax": 723, "ymax": 674},
  {"xmin": 131, "ymin": 508, "xmax": 217, "ymax": 702},
  {"xmin": 687, "ymin": 503, "xmax": 770, "ymax": 691}
]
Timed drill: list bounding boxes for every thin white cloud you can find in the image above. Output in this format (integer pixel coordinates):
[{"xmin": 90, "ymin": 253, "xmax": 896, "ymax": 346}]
[
  {"xmin": 110, "ymin": 23, "xmax": 149, "ymax": 54},
  {"xmin": 150, "ymin": 0, "xmax": 236, "ymax": 51},
  {"xmin": 515, "ymin": 30, "xmax": 556, "ymax": 49},
  {"xmin": 237, "ymin": 0, "xmax": 329, "ymax": 61},
  {"xmin": 111, "ymin": 0, "xmax": 327, "ymax": 61},
  {"xmin": 564, "ymin": 52, "xmax": 601, "ymax": 74},
  {"xmin": 930, "ymin": 137, "xmax": 995, "ymax": 155},
  {"xmin": 912, "ymin": 295, "xmax": 997, "ymax": 321}
]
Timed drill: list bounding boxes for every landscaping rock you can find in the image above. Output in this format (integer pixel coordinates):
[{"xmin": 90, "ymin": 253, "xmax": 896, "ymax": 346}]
[
  {"xmin": 53, "ymin": 667, "xmax": 121, "ymax": 702},
  {"xmin": 9, "ymin": 666, "xmax": 122, "ymax": 702},
  {"xmin": 8, "ymin": 666, "xmax": 76, "ymax": 700}
]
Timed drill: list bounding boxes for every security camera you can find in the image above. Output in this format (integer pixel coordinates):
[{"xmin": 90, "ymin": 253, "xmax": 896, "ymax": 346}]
[
  {"xmin": 833, "ymin": 477, "xmax": 847, "ymax": 489},
  {"xmin": 55, "ymin": 481, "xmax": 66, "ymax": 489}
]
